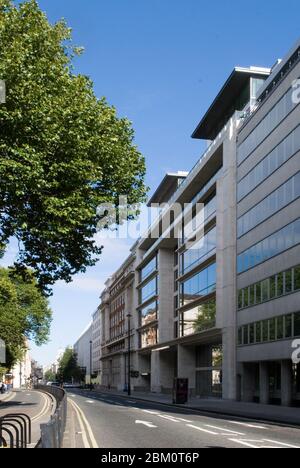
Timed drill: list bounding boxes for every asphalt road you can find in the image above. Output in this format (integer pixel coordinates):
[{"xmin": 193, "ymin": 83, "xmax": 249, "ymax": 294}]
[{"xmin": 66, "ymin": 390, "xmax": 300, "ymax": 449}]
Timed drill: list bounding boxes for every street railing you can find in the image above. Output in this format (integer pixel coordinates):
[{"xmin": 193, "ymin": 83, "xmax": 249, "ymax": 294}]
[
  {"xmin": 35, "ymin": 385, "xmax": 67, "ymax": 449},
  {"xmin": 0, "ymin": 413, "xmax": 32, "ymax": 449}
]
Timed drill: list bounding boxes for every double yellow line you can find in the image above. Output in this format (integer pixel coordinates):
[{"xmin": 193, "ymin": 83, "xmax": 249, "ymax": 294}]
[{"xmin": 69, "ymin": 398, "xmax": 98, "ymax": 449}]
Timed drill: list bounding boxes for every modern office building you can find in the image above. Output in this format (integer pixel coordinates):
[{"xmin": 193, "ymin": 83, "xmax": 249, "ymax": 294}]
[
  {"xmin": 96, "ymin": 39, "xmax": 300, "ymax": 406},
  {"xmin": 236, "ymin": 40, "xmax": 300, "ymax": 406}
]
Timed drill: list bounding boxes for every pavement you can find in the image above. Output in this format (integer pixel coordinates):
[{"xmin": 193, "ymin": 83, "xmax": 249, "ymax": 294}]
[
  {"xmin": 63, "ymin": 389, "xmax": 300, "ymax": 449},
  {"xmin": 0, "ymin": 389, "xmax": 55, "ymax": 448},
  {"xmin": 90, "ymin": 388, "xmax": 300, "ymax": 427}
]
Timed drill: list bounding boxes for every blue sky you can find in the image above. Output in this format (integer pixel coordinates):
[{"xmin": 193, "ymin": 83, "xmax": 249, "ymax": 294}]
[{"xmin": 2, "ymin": 0, "xmax": 300, "ymax": 366}]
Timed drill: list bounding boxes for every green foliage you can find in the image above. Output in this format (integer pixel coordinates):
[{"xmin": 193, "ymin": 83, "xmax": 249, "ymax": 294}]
[
  {"xmin": 44, "ymin": 369, "xmax": 56, "ymax": 382},
  {"xmin": 57, "ymin": 347, "xmax": 85, "ymax": 382},
  {"xmin": 193, "ymin": 300, "xmax": 216, "ymax": 333},
  {"xmin": 0, "ymin": 266, "xmax": 52, "ymax": 369},
  {"xmin": 0, "ymin": 0, "xmax": 147, "ymax": 292}
]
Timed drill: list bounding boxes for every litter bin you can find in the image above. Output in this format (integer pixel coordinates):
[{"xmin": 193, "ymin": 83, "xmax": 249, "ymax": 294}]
[{"xmin": 173, "ymin": 378, "xmax": 188, "ymax": 404}]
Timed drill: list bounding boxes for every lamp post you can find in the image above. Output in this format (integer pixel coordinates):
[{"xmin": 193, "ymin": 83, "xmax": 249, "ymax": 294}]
[
  {"xmin": 127, "ymin": 313, "xmax": 132, "ymax": 396},
  {"xmin": 89, "ymin": 340, "xmax": 93, "ymax": 390}
]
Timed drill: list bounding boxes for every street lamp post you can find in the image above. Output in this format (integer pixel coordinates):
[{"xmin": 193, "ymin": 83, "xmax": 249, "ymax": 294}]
[
  {"xmin": 89, "ymin": 340, "xmax": 93, "ymax": 390},
  {"xmin": 127, "ymin": 313, "xmax": 132, "ymax": 396}
]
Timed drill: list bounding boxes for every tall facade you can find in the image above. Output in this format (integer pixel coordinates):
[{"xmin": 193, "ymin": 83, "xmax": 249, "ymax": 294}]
[
  {"xmin": 92, "ymin": 308, "xmax": 101, "ymax": 382},
  {"xmin": 96, "ymin": 40, "xmax": 300, "ymax": 406},
  {"xmin": 236, "ymin": 40, "xmax": 300, "ymax": 406}
]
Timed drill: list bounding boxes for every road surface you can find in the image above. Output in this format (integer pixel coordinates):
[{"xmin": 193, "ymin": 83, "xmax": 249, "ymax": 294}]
[{"xmin": 66, "ymin": 390, "xmax": 300, "ymax": 449}]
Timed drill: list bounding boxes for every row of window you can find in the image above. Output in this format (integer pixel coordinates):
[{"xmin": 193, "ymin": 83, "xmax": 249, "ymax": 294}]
[
  {"xmin": 238, "ymin": 264, "xmax": 300, "ymax": 310},
  {"xmin": 238, "ymin": 124, "xmax": 300, "ymax": 201},
  {"xmin": 238, "ymin": 311, "xmax": 300, "ymax": 346},
  {"xmin": 238, "ymin": 84, "xmax": 299, "ymax": 165},
  {"xmin": 180, "ymin": 226, "xmax": 216, "ymax": 275},
  {"xmin": 180, "ymin": 262, "xmax": 216, "ymax": 306},
  {"xmin": 190, "ymin": 168, "xmax": 222, "ymax": 206},
  {"xmin": 140, "ymin": 256, "xmax": 157, "ymax": 282},
  {"xmin": 140, "ymin": 300, "xmax": 158, "ymax": 327},
  {"xmin": 139, "ymin": 276, "xmax": 158, "ymax": 305},
  {"xmin": 238, "ymin": 171, "xmax": 300, "ymax": 237},
  {"xmin": 237, "ymin": 218, "xmax": 300, "ymax": 274}
]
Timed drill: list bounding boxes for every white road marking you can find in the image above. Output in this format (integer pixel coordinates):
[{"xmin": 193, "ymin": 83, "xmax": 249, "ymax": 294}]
[
  {"xmin": 263, "ymin": 439, "xmax": 300, "ymax": 449},
  {"xmin": 186, "ymin": 424, "xmax": 218, "ymax": 435},
  {"xmin": 142, "ymin": 410, "xmax": 160, "ymax": 415},
  {"xmin": 228, "ymin": 420, "xmax": 267, "ymax": 430},
  {"xmin": 158, "ymin": 415, "xmax": 180, "ymax": 423},
  {"xmin": 126, "ymin": 400, "xmax": 137, "ymax": 404},
  {"xmin": 85, "ymin": 400, "xmax": 94, "ymax": 404},
  {"xmin": 228, "ymin": 439, "xmax": 259, "ymax": 448},
  {"xmin": 205, "ymin": 425, "xmax": 245, "ymax": 436},
  {"xmin": 176, "ymin": 418, "xmax": 194, "ymax": 423},
  {"xmin": 135, "ymin": 420, "xmax": 157, "ymax": 428}
]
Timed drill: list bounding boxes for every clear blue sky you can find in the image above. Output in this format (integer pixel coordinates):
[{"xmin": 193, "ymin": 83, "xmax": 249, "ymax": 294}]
[{"xmin": 3, "ymin": 0, "xmax": 300, "ymax": 366}]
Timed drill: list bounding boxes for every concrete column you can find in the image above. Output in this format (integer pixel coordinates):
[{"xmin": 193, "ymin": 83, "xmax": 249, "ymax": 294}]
[
  {"xmin": 177, "ymin": 345, "xmax": 196, "ymax": 396},
  {"xmin": 241, "ymin": 364, "xmax": 255, "ymax": 403},
  {"xmin": 281, "ymin": 360, "xmax": 293, "ymax": 407},
  {"xmin": 259, "ymin": 362, "xmax": 270, "ymax": 405},
  {"xmin": 151, "ymin": 351, "xmax": 162, "ymax": 393}
]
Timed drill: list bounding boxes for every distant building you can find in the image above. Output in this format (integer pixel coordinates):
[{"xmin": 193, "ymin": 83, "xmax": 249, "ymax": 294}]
[
  {"xmin": 92, "ymin": 308, "xmax": 101, "ymax": 383},
  {"xmin": 73, "ymin": 323, "xmax": 92, "ymax": 384}
]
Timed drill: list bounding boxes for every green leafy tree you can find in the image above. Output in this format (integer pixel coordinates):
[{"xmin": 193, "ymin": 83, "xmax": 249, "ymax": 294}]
[
  {"xmin": 0, "ymin": 267, "xmax": 52, "ymax": 369},
  {"xmin": 0, "ymin": 0, "xmax": 147, "ymax": 292},
  {"xmin": 44, "ymin": 369, "xmax": 56, "ymax": 382},
  {"xmin": 57, "ymin": 347, "xmax": 84, "ymax": 383}
]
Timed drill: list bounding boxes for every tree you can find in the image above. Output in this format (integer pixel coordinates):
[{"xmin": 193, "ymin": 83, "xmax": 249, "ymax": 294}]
[
  {"xmin": 0, "ymin": 267, "xmax": 52, "ymax": 369},
  {"xmin": 44, "ymin": 369, "xmax": 56, "ymax": 382},
  {"xmin": 0, "ymin": 0, "xmax": 147, "ymax": 293},
  {"xmin": 57, "ymin": 347, "xmax": 84, "ymax": 383},
  {"xmin": 193, "ymin": 300, "xmax": 216, "ymax": 333}
]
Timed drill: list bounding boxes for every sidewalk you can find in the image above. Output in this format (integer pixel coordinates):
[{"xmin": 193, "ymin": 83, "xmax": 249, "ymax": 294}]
[{"xmin": 94, "ymin": 389, "xmax": 300, "ymax": 427}]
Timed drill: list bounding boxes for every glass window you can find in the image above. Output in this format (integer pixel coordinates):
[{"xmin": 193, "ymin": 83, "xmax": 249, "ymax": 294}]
[
  {"xmin": 180, "ymin": 299, "xmax": 216, "ymax": 337},
  {"xmin": 255, "ymin": 322, "xmax": 262, "ymax": 343},
  {"xmin": 181, "ymin": 226, "xmax": 216, "ymax": 274},
  {"xmin": 180, "ymin": 263, "xmax": 216, "ymax": 306},
  {"xmin": 140, "ymin": 277, "xmax": 157, "ymax": 304},
  {"xmin": 269, "ymin": 318, "xmax": 276, "ymax": 341},
  {"xmin": 262, "ymin": 320, "xmax": 269, "ymax": 342},
  {"xmin": 249, "ymin": 284, "xmax": 255, "ymax": 306},
  {"xmin": 140, "ymin": 301, "xmax": 157, "ymax": 327},
  {"xmin": 238, "ymin": 290, "xmax": 243, "ymax": 310},
  {"xmin": 294, "ymin": 312, "xmax": 300, "ymax": 337},
  {"xmin": 261, "ymin": 279, "xmax": 269, "ymax": 302},
  {"xmin": 255, "ymin": 282, "xmax": 262, "ymax": 304},
  {"xmin": 285, "ymin": 315, "xmax": 293, "ymax": 339},
  {"xmin": 238, "ymin": 327, "xmax": 243, "ymax": 346},
  {"xmin": 277, "ymin": 272, "xmax": 284, "ymax": 296},
  {"xmin": 140, "ymin": 256, "xmax": 157, "ymax": 282},
  {"xmin": 243, "ymin": 326, "xmax": 249, "ymax": 346},
  {"xmin": 244, "ymin": 288, "xmax": 249, "ymax": 308},
  {"xmin": 237, "ymin": 219, "xmax": 300, "ymax": 274},
  {"xmin": 294, "ymin": 267, "xmax": 300, "ymax": 291},
  {"xmin": 270, "ymin": 276, "xmax": 276, "ymax": 299},
  {"xmin": 140, "ymin": 326, "xmax": 158, "ymax": 348},
  {"xmin": 238, "ymin": 90, "xmax": 299, "ymax": 165},
  {"xmin": 238, "ymin": 125, "xmax": 300, "ymax": 201},
  {"xmin": 249, "ymin": 324, "xmax": 255, "ymax": 344},
  {"xmin": 276, "ymin": 316, "xmax": 284, "ymax": 340},
  {"xmin": 285, "ymin": 269, "xmax": 293, "ymax": 294}
]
